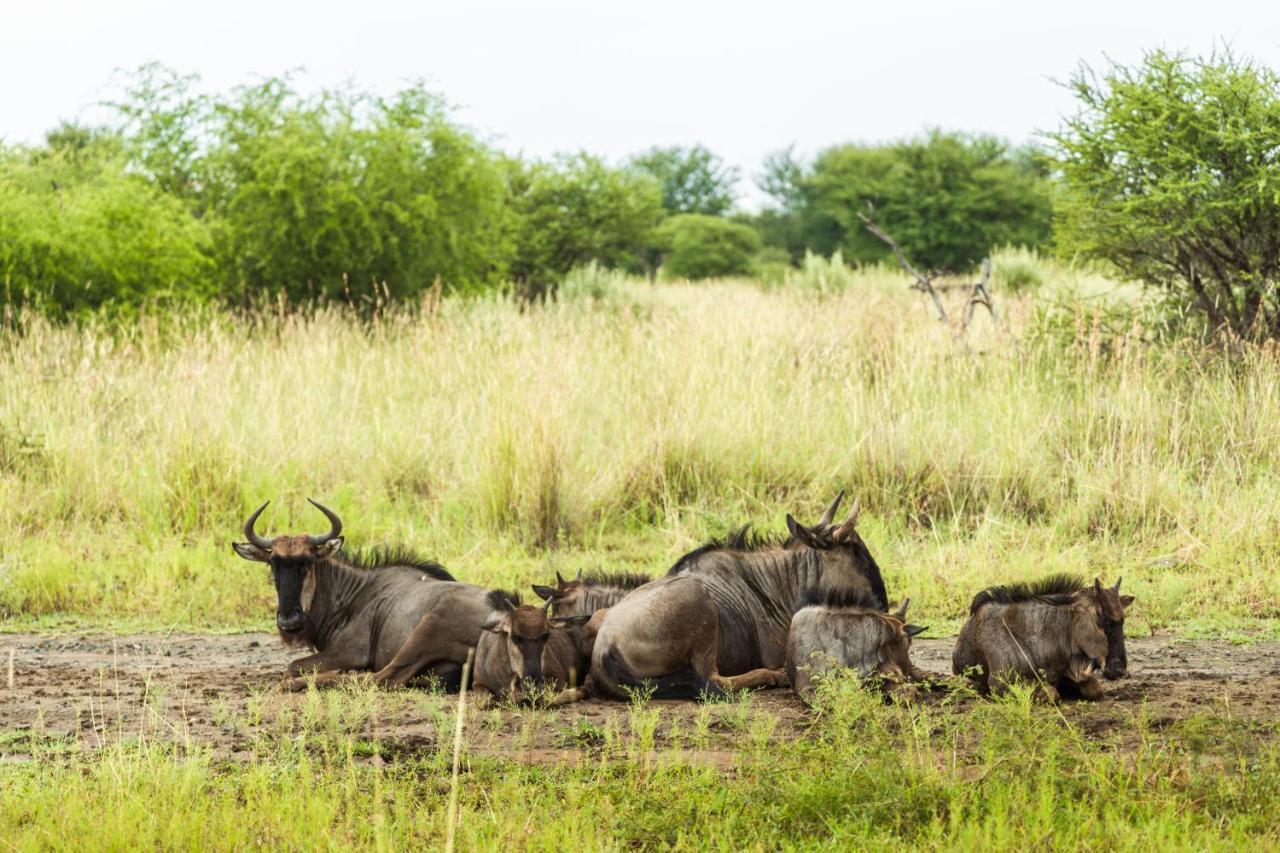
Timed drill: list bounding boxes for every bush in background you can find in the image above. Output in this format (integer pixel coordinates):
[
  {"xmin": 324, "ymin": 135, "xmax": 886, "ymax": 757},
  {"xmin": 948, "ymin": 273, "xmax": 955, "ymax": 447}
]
[
  {"xmin": 752, "ymin": 133, "xmax": 1052, "ymax": 273},
  {"xmin": 0, "ymin": 129, "xmax": 212, "ymax": 315},
  {"xmin": 656, "ymin": 214, "xmax": 761, "ymax": 279},
  {"xmin": 507, "ymin": 154, "xmax": 664, "ymax": 295}
]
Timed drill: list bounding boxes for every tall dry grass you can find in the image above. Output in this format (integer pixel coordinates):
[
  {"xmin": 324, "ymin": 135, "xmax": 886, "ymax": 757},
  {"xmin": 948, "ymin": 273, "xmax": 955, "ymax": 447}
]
[{"xmin": 1, "ymin": 266, "xmax": 1277, "ymax": 632}]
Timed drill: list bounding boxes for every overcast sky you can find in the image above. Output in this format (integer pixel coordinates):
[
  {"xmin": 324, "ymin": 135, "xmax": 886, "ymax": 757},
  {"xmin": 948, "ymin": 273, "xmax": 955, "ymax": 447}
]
[{"xmin": 4, "ymin": 0, "xmax": 1277, "ymax": 207}]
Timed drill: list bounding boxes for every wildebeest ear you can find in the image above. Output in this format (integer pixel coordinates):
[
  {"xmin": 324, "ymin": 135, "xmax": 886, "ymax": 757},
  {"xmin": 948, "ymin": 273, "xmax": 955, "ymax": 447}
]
[
  {"xmin": 903, "ymin": 624, "xmax": 927, "ymax": 638},
  {"xmin": 532, "ymin": 584, "xmax": 561, "ymax": 601},
  {"xmin": 786, "ymin": 514, "xmax": 825, "ymax": 549},
  {"xmin": 232, "ymin": 542, "xmax": 271, "ymax": 563},
  {"xmin": 551, "ymin": 614, "xmax": 592, "ymax": 628},
  {"xmin": 481, "ymin": 617, "xmax": 507, "ymax": 633},
  {"xmin": 1120, "ymin": 595, "xmax": 1135, "ymax": 607},
  {"xmin": 315, "ymin": 537, "xmax": 344, "ymax": 558}
]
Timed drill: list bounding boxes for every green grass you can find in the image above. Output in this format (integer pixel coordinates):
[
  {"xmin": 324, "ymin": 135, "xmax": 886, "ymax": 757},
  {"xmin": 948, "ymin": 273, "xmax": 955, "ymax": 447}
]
[
  {"xmin": 3, "ymin": 266, "xmax": 1280, "ymax": 848},
  {"xmin": 1, "ymin": 267, "xmax": 1279, "ymax": 635},
  {"xmin": 2, "ymin": 680, "xmax": 1278, "ymax": 848}
]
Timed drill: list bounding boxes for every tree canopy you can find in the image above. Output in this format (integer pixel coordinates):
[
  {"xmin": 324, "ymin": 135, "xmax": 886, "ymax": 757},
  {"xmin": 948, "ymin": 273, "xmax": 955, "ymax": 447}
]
[{"xmin": 1051, "ymin": 49, "xmax": 1280, "ymax": 338}]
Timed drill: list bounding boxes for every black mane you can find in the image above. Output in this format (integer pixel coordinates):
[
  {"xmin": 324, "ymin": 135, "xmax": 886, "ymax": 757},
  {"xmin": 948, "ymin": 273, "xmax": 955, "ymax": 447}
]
[
  {"xmin": 339, "ymin": 547, "xmax": 454, "ymax": 581},
  {"xmin": 969, "ymin": 573, "xmax": 1086, "ymax": 615},
  {"xmin": 797, "ymin": 586, "xmax": 883, "ymax": 611},
  {"xmin": 582, "ymin": 571, "xmax": 651, "ymax": 590},
  {"xmin": 487, "ymin": 589, "xmax": 521, "ymax": 609},
  {"xmin": 667, "ymin": 525, "xmax": 789, "ymax": 575}
]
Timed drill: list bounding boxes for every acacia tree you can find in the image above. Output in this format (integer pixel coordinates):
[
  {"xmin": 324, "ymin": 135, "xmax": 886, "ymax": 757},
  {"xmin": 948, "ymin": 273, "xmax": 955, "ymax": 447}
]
[
  {"xmin": 630, "ymin": 144, "xmax": 738, "ymax": 216},
  {"xmin": 1052, "ymin": 49, "xmax": 1280, "ymax": 339}
]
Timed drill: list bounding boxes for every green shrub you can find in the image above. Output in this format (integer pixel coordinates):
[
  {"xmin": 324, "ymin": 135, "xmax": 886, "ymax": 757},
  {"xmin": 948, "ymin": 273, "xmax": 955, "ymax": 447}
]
[
  {"xmin": 786, "ymin": 250, "xmax": 856, "ymax": 292},
  {"xmin": 507, "ymin": 154, "xmax": 663, "ymax": 294},
  {"xmin": 758, "ymin": 132, "xmax": 1052, "ymax": 272},
  {"xmin": 657, "ymin": 214, "xmax": 761, "ymax": 280},
  {"xmin": 989, "ymin": 246, "xmax": 1048, "ymax": 292},
  {"xmin": 0, "ymin": 142, "xmax": 212, "ymax": 315}
]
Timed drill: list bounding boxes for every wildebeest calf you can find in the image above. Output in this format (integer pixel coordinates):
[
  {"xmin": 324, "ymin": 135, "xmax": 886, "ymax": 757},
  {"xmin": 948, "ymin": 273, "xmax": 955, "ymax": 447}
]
[
  {"xmin": 785, "ymin": 589, "xmax": 926, "ymax": 702},
  {"xmin": 473, "ymin": 598, "xmax": 592, "ymax": 703},
  {"xmin": 952, "ymin": 574, "xmax": 1134, "ymax": 701}
]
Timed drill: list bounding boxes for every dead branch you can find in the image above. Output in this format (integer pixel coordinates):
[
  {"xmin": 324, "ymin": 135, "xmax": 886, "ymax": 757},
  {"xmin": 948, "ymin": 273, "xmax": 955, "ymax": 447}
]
[
  {"xmin": 857, "ymin": 210, "xmax": 948, "ymax": 322},
  {"xmin": 962, "ymin": 258, "xmax": 1008, "ymax": 334}
]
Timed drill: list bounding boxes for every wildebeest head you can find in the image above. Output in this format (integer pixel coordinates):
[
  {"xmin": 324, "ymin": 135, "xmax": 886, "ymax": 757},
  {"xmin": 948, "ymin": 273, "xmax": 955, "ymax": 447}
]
[
  {"xmin": 785, "ymin": 492, "xmax": 889, "ymax": 609},
  {"xmin": 231, "ymin": 499, "xmax": 344, "ymax": 639},
  {"xmin": 1091, "ymin": 578, "xmax": 1134, "ymax": 680},
  {"xmin": 481, "ymin": 599, "xmax": 590, "ymax": 687},
  {"xmin": 531, "ymin": 568, "xmax": 586, "ymax": 616},
  {"xmin": 878, "ymin": 598, "xmax": 928, "ymax": 681}
]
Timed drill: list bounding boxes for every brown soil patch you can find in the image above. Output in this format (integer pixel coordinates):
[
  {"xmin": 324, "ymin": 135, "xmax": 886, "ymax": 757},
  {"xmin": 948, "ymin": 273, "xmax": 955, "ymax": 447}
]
[{"xmin": 1, "ymin": 633, "xmax": 1277, "ymax": 764}]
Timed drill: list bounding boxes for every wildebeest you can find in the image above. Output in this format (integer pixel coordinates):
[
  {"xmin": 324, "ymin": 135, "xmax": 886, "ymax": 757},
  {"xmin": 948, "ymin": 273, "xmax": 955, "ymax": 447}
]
[
  {"xmin": 586, "ymin": 492, "xmax": 891, "ymax": 701},
  {"xmin": 532, "ymin": 569, "xmax": 651, "ymax": 617},
  {"xmin": 232, "ymin": 499, "xmax": 510, "ymax": 690},
  {"xmin": 473, "ymin": 597, "xmax": 592, "ymax": 703},
  {"xmin": 785, "ymin": 589, "xmax": 926, "ymax": 702},
  {"xmin": 952, "ymin": 574, "xmax": 1134, "ymax": 701}
]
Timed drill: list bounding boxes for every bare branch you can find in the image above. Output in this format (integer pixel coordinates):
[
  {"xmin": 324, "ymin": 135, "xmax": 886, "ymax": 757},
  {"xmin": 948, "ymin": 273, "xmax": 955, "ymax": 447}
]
[
  {"xmin": 962, "ymin": 258, "xmax": 1009, "ymax": 335},
  {"xmin": 856, "ymin": 209, "xmax": 949, "ymax": 322}
]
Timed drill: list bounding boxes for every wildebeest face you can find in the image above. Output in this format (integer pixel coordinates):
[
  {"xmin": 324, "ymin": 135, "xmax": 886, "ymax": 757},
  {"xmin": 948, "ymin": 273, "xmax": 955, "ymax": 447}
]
[
  {"xmin": 483, "ymin": 601, "xmax": 591, "ymax": 688},
  {"xmin": 1093, "ymin": 578, "xmax": 1134, "ymax": 680},
  {"xmin": 231, "ymin": 499, "xmax": 344, "ymax": 638},
  {"xmin": 879, "ymin": 600, "xmax": 926, "ymax": 681}
]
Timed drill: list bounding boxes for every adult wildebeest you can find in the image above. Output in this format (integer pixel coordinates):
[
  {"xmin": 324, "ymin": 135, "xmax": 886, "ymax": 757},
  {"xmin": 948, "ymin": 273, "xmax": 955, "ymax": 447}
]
[
  {"xmin": 785, "ymin": 589, "xmax": 926, "ymax": 702},
  {"xmin": 232, "ymin": 498, "xmax": 510, "ymax": 690},
  {"xmin": 532, "ymin": 569, "xmax": 651, "ymax": 618},
  {"xmin": 473, "ymin": 597, "xmax": 592, "ymax": 703},
  {"xmin": 586, "ymin": 492, "xmax": 890, "ymax": 701},
  {"xmin": 952, "ymin": 574, "xmax": 1134, "ymax": 701}
]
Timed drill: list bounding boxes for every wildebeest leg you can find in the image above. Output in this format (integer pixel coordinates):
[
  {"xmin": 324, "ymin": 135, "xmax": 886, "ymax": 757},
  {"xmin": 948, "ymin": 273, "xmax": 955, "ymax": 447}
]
[
  {"xmin": 287, "ymin": 651, "xmax": 352, "ymax": 678},
  {"xmin": 713, "ymin": 667, "xmax": 788, "ymax": 692},
  {"xmin": 549, "ymin": 675, "xmax": 596, "ymax": 707},
  {"xmin": 283, "ymin": 669, "xmax": 353, "ymax": 692},
  {"xmin": 471, "ymin": 684, "xmax": 496, "ymax": 710},
  {"xmin": 1074, "ymin": 676, "xmax": 1103, "ymax": 701},
  {"xmin": 369, "ymin": 612, "xmax": 468, "ymax": 687}
]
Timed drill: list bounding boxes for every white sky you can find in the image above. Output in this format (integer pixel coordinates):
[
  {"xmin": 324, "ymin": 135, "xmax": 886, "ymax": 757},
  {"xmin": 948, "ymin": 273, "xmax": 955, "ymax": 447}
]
[{"xmin": 3, "ymin": 0, "xmax": 1277, "ymax": 207}]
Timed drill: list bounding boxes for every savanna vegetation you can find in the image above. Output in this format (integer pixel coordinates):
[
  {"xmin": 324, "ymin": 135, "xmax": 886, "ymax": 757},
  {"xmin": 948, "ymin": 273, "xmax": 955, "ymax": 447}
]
[{"xmin": 3, "ymin": 46, "xmax": 1280, "ymax": 850}]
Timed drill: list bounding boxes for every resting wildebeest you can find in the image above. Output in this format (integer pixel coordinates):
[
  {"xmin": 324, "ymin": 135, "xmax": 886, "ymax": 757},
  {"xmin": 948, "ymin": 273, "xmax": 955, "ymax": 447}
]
[
  {"xmin": 232, "ymin": 499, "xmax": 509, "ymax": 690},
  {"xmin": 785, "ymin": 589, "xmax": 926, "ymax": 702},
  {"xmin": 473, "ymin": 597, "xmax": 592, "ymax": 703},
  {"xmin": 952, "ymin": 574, "xmax": 1134, "ymax": 701},
  {"xmin": 532, "ymin": 569, "xmax": 651, "ymax": 617},
  {"xmin": 586, "ymin": 492, "xmax": 890, "ymax": 701}
]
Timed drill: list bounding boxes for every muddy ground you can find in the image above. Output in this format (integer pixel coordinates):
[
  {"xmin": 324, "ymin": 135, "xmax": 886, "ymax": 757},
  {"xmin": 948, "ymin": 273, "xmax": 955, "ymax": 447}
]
[{"xmin": 1, "ymin": 632, "xmax": 1278, "ymax": 765}]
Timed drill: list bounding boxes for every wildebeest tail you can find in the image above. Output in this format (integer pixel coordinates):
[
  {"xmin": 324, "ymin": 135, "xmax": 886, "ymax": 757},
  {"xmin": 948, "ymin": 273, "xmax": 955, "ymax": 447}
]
[{"xmin": 598, "ymin": 645, "xmax": 726, "ymax": 701}]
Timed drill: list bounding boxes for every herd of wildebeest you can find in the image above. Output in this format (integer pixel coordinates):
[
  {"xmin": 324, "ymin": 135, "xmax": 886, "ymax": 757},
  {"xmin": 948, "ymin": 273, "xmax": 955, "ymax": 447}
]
[{"xmin": 232, "ymin": 494, "xmax": 1134, "ymax": 706}]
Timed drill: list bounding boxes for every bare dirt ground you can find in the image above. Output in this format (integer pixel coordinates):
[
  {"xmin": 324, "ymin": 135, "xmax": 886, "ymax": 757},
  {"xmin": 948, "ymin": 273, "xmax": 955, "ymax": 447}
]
[{"xmin": 1, "ymin": 632, "xmax": 1278, "ymax": 765}]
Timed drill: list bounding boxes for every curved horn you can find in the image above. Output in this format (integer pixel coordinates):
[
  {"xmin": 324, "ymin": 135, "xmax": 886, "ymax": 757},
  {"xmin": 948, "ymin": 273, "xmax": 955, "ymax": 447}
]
[
  {"xmin": 556, "ymin": 570, "xmax": 567, "ymax": 585},
  {"xmin": 1112, "ymin": 577, "xmax": 1123, "ymax": 592},
  {"xmin": 243, "ymin": 501, "xmax": 273, "ymax": 551},
  {"xmin": 833, "ymin": 496, "xmax": 862, "ymax": 540},
  {"xmin": 504, "ymin": 596, "xmax": 518, "ymax": 612},
  {"xmin": 893, "ymin": 597, "xmax": 910, "ymax": 621},
  {"xmin": 575, "ymin": 567, "xmax": 583, "ymax": 581},
  {"xmin": 544, "ymin": 597, "xmax": 554, "ymax": 614},
  {"xmin": 306, "ymin": 498, "xmax": 343, "ymax": 546},
  {"xmin": 818, "ymin": 491, "xmax": 845, "ymax": 527}
]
